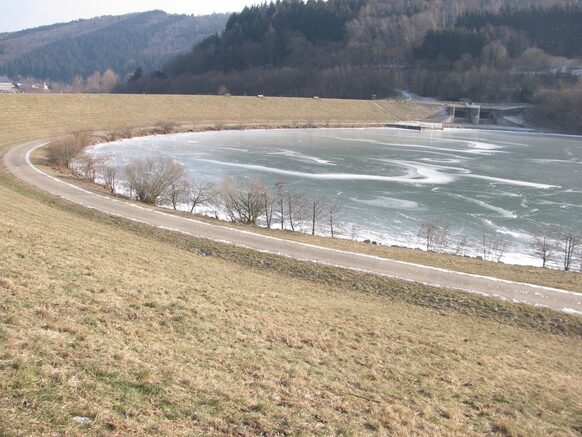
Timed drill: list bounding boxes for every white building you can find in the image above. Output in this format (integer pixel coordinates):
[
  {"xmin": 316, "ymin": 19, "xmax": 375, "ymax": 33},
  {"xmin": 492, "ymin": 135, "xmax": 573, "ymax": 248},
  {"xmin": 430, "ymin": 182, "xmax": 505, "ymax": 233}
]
[{"xmin": 0, "ymin": 82, "xmax": 17, "ymax": 93}]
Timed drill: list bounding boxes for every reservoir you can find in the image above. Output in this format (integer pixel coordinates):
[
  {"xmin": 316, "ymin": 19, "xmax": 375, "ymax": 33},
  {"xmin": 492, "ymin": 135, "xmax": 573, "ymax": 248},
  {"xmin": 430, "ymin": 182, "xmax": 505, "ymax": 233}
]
[{"xmin": 89, "ymin": 128, "xmax": 582, "ymax": 267}]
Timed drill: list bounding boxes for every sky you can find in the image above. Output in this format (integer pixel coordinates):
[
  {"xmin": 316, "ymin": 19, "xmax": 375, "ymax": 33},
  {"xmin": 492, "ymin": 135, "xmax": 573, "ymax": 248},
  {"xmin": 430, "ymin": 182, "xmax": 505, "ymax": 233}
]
[{"xmin": 0, "ymin": 0, "xmax": 259, "ymax": 33}]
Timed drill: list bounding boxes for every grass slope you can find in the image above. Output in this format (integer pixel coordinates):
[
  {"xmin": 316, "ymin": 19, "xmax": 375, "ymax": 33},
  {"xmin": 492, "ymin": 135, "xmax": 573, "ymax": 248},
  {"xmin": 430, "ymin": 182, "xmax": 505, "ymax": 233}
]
[{"xmin": 1, "ymin": 94, "xmax": 581, "ymax": 435}]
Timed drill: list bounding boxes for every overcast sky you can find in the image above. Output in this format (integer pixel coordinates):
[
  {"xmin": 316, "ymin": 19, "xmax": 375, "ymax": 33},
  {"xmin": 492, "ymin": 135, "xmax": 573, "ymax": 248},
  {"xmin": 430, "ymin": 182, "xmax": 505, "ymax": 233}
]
[{"xmin": 0, "ymin": 0, "xmax": 259, "ymax": 33}]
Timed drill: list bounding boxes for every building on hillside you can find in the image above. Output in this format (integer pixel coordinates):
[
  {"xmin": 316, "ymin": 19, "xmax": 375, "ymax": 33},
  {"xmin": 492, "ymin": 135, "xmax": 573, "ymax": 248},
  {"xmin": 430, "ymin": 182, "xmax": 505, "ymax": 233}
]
[
  {"xmin": 30, "ymin": 81, "xmax": 49, "ymax": 91},
  {"xmin": 17, "ymin": 80, "xmax": 51, "ymax": 93},
  {"xmin": 0, "ymin": 82, "xmax": 18, "ymax": 93}
]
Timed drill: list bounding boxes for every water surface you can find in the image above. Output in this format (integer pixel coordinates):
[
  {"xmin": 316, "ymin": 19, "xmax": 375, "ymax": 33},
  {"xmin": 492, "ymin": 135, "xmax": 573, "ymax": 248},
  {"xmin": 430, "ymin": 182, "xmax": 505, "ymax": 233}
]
[{"xmin": 89, "ymin": 128, "xmax": 582, "ymax": 267}]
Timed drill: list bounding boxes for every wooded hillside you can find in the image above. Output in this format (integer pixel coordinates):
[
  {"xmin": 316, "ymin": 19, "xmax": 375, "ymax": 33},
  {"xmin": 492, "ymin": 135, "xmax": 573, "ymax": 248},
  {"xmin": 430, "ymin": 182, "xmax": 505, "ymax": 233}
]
[
  {"xmin": 0, "ymin": 11, "xmax": 228, "ymax": 83},
  {"xmin": 121, "ymin": 0, "xmax": 582, "ymax": 105}
]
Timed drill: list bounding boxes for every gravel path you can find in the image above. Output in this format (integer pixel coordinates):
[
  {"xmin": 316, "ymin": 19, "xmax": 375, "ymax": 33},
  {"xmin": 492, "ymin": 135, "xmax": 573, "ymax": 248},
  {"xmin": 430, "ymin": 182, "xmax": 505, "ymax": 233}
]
[{"xmin": 5, "ymin": 140, "xmax": 581, "ymax": 315}]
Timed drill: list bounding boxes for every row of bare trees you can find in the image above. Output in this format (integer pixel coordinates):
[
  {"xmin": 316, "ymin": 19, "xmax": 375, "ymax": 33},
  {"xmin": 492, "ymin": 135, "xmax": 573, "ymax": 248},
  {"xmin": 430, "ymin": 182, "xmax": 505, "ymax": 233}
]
[
  {"xmin": 69, "ymin": 155, "xmax": 345, "ymax": 238},
  {"xmin": 417, "ymin": 221, "xmax": 509, "ymax": 262},
  {"xmin": 213, "ymin": 177, "xmax": 343, "ymax": 237},
  {"xmin": 418, "ymin": 220, "xmax": 580, "ymax": 270},
  {"xmin": 532, "ymin": 231, "xmax": 580, "ymax": 271}
]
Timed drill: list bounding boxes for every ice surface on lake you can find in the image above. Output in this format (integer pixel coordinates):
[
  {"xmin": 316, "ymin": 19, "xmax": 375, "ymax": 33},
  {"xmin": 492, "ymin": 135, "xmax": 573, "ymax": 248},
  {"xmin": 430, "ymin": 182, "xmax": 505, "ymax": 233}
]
[{"xmin": 88, "ymin": 128, "xmax": 582, "ymax": 268}]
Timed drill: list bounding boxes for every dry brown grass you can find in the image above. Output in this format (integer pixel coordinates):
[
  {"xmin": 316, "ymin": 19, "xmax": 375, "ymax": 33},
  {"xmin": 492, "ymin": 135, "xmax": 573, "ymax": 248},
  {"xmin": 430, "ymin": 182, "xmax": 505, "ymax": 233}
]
[
  {"xmin": 1, "ymin": 179, "xmax": 581, "ymax": 436},
  {"xmin": 1, "ymin": 94, "xmax": 581, "ymax": 436},
  {"xmin": 375, "ymin": 101, "xmax": 444, "ymax": 121},
  {"xmin": 0, "ymin": 94, "xmax": 398, "ymax": 139}
]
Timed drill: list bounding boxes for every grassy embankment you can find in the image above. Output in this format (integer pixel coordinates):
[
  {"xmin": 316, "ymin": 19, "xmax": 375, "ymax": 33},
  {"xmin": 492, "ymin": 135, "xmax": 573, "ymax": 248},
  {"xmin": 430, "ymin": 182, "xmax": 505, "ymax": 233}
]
[{"xmin": 1, "ymin": 94, "xmax": 581, "ymax": 436}]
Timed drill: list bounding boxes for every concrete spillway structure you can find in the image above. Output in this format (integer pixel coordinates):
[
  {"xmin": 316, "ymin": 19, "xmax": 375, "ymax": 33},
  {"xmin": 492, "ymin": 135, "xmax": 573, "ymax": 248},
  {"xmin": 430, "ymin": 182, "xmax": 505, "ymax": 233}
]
[{"xmin": 447, "ymin": 103, "xmax": 526, "ymax": 127}]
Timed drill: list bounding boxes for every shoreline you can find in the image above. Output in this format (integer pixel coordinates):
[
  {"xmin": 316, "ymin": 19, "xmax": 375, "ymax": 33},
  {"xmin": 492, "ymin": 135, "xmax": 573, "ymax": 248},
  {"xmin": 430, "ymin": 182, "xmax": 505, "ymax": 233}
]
[
  {"xmin": 12, "ymin": 139, "xmax": 582, "ymax": 305},
  {"xmin": 84, "ymin": 125, "xmax": 580, "ymax": 270},
  {"xmin": 33, "ymin": 125, "xmax": 581, "ymax": 289}
]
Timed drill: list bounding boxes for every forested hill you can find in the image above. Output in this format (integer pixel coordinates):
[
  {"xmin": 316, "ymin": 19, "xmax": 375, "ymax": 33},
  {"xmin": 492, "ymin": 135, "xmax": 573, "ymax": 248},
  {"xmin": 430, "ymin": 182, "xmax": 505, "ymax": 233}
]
[
  {"xmin": 121, "ymin": 0, "xmax": 582, "ymax": 106},
  {"xmin": 165, "ymin": 0, "xmax": 365, "ymax": 76},
  {"xmin": 416, "ymin": 6, "xmax": 582, "ymax": 62},
  {"xmin": 0, "ymin": 11, "xmax": 229, "ymax": 83}
]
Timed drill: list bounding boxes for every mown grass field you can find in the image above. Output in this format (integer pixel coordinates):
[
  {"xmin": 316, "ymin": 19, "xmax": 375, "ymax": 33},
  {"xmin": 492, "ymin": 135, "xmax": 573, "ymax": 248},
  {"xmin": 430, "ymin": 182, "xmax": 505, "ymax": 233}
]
[{"xmin": 1, "ymin": 94, "xmax": 581, "ymax": 436}]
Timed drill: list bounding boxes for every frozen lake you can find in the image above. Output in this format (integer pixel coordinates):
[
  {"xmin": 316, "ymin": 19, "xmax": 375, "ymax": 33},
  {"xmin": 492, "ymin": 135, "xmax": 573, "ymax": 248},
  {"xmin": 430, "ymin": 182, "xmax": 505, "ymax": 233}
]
[{"xmin": 88, "ymin": 128, "xmax": 582, "ymax": 267}]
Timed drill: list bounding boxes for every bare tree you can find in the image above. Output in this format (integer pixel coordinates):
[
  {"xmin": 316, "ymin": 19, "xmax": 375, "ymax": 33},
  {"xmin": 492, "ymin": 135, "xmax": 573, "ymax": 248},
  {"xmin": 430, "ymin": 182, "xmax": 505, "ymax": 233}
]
[
  {"xmin": 46, "ymin": 132, "xmax": 91, "ymax": 170},
  {"xmin": 309, "ymin": 194, "xmax": 328, "ymax": 236},
  {"xmin": 102, "ymin": 163, "xmax": 119, "ymax": 194},
  {"xmin": 285, "ymin": 190, "xmax": 308, "ymax": 232},
  {"xmin": 163, "ymin": 177, "xmax": 190, "ymax": 210},
  {"xmin": 327, "ymin": 200, "xmax": 343, "ymax": 238},
  {"xmin": 186, "ymin": 182, "xmax": 216, "ymax": 214},
  {"xmin": 419, "ymin": 221, "xmax": 438, "ymax": 251},
  {"xmin": 563, "ymin": 232, "xmax": 580, "ymax": 271},
  {"xmin": 100, "ymin": 68, "xmax": 119, "ymax": 92},
  {"xmin": 418, "ymin": 221, "xmax": 449, "ymax": 252},
  {"xmin": 73, "ymin": 152, "xmax": 98, "ymax": 181},
  {"xmin": 455, "ymin": 236, "xmax": 468, "ymax": 256},
  {"xmin": 124, "ymin": 157, "xmax": 186, "ymax": 205},
  {"xmin": 86, "ymin": 70, "xmax": 102, "ymax": 93},
  {"xmin": 493, "ymin": 239, "xmax": 508, "ymax": 263},
  {"xmin": 219, "ymin": 177, "xmax": 270, "ymax": 225},
  {"xmin": 47, "ymin": 141, "xmax": 80, "ymax": 169},
  {"xmin": 482, "ymin": 231, "xmax": 508, "ymax": 262},
  {"xmin": 71, "ymin": 75, "xmax": 84, "ymax": 92},
  {"xmin": 263, "ymin": 189, "xmax": 276, "ymax": 229},
  {"xmin": 274, "ymin": 179, "xmax": 287, "ymax": 230},
  {"xmin": 434, "ymin": 223, "xmax": 450, "ymax": 253},
  {"xmin": 532, "ymin": 235, "xmax": 556, "ymax": 268}
]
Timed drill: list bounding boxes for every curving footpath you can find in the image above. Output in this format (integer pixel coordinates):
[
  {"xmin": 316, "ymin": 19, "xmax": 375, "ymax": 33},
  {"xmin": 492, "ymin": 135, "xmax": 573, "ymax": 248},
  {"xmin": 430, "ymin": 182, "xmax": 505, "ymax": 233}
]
[{"xmin": 4, "ymin": 140, "xmax": 582, "ymax": 315}]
